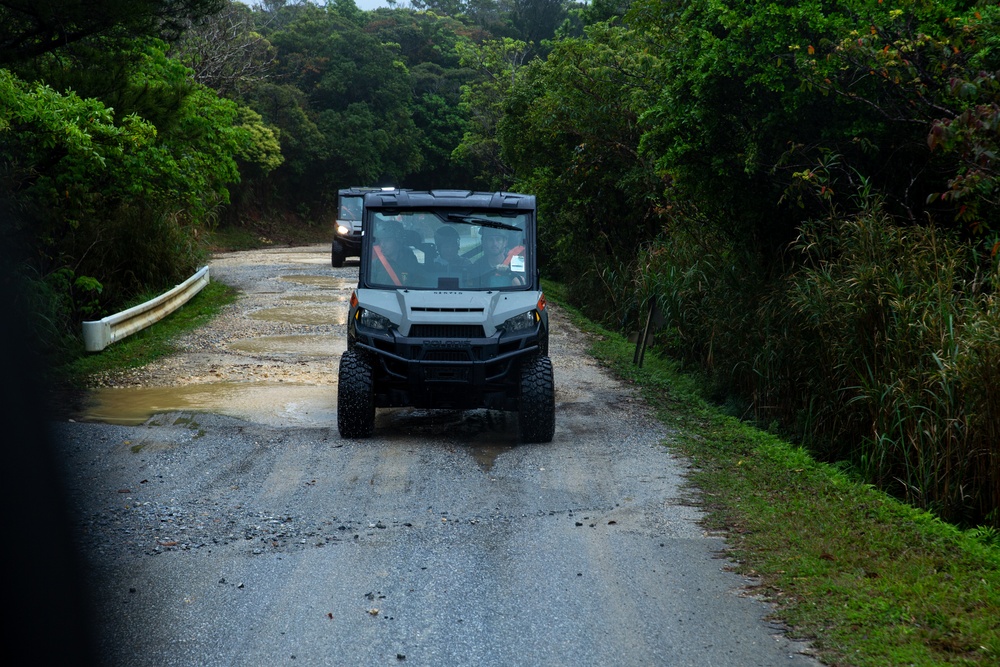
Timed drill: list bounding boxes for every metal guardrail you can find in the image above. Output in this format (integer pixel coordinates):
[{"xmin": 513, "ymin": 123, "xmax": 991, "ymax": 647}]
[{"xmin": 82, "ymin": 266, "xmax": 210, "ymax": 352}]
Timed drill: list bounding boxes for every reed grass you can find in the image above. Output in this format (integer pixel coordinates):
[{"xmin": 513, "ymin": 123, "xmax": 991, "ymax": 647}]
[{"xmin": 603, "ymin": 202, "xmax": 1000, "ymax": 528}]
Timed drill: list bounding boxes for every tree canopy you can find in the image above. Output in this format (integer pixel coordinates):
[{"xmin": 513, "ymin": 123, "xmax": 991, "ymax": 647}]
[{"xmin": 0, "ymin": 0, "xmax": 226, "ymax": 62}]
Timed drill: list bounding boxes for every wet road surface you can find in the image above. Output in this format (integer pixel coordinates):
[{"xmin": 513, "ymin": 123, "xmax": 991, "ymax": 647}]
[{"xmin": 55, "ymin": 245, "xmax": 821, "ymax": 666}]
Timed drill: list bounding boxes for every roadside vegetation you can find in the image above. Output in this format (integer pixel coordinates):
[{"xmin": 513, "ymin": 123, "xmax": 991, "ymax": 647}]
[{"xmin": 546, "ymin": 281, "xmax": 1000, "ymax": 667}]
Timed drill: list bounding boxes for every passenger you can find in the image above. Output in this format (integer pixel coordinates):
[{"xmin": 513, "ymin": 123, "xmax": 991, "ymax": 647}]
[
  {"xmin": 370, "ymin": 220, "xmax": 424, "ymax": 286},
  {"xmin": 432, "ymin": 226, "xmax": 471, "ymax": 273}
]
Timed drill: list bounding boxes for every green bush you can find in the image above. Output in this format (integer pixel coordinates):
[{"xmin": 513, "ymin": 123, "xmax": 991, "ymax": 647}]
[{"xmin": 0, "ymin": 38, "xmax": 280, "ymax": 344}]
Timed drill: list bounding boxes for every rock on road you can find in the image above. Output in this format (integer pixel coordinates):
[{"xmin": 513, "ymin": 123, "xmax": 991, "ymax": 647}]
[{"xmin": 54, "ymin": 245, "xmax": 820, "ymax": 666}]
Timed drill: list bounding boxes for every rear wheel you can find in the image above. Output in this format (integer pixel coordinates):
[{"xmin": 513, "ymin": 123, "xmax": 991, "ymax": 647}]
[
  {"xmin": 518, "ymin": 355, "xmax": 555, "ymax": 443},
  {"xmin": 338, "ymin": 350, "xmax": 375, "ymax": 438},
  {"xmin": 331, "ymin": 240, "xmax": 345, "ymax": 268}
]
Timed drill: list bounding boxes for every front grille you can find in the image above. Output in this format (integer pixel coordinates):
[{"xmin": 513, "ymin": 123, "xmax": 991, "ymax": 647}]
[
  {"xmin": 410, "ymin": 324, "xmax": 485, "ymax": 338},
  {"xmin": 410, "ymin": 307, "xmax": 485, "ymax": 313},
  {"xmin": 423, "ymin": 350, "xmax": 471, "ymax": 362}
]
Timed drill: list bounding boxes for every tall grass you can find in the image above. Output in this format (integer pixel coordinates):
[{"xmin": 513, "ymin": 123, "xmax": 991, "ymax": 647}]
[
  {"xmin": 620, "ymin": 203, "xmax": 1000, "ymax": 527},
  {"xmin": 597, "ymin": 226, "xmax": 763, "ymax": 378},
  {"xmin": 783, "ymin": 209, "xmax": 1000, "ymax": 525}
]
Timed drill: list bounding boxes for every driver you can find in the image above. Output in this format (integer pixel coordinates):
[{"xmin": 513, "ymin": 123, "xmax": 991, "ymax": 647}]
[{"xmin": 472, "ymin": 227, "xmax": 525, "ymax": 287}]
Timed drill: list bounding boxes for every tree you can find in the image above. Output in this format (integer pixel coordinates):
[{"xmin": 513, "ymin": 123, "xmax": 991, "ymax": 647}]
[
  {"xmin": 365, "ymin": 7, "xmax": 478, "ymax": 187},
  {"xmin": 795, "ymin": 4, "xmax": 1000, "ymax": 235},
  {"xmin": 403, "ymin": 0, "xmax": 571, "ymax": 45},
  {"xmin": 484, "ymin": 22, "xmax": 663, "ymax": 294},
  {"xmin": 249, "ymin": 1, "xmax": 422, "ymax": 211},
  {"xmin": 0, "ymin": 0, "xmax": 225, "ymax": 63},
  {"xmin": 507, "ymin": 0, "xmax": 568, "ymax": 46},
  {"xmin": 454, "ymin": 37, "xmax": 533, "ymax": 187},
  {"xmin": 0, "ymin": 39, "xmax": 282, "ymax": 325},
  {"xmin": 170, "ymin": 0, "xmax": 277, "ymax": 98}
]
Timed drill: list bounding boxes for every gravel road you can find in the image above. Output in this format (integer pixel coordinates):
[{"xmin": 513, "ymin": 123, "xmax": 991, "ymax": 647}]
[{"xmin": 51, "ymin": 245, "xmax": 821, "ymax": 666}]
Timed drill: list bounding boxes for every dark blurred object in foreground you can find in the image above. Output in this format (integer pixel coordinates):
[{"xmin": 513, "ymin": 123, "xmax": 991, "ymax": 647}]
[{"xmin": 1, "ymin": 202, "xmax": 98, "ymax": 664}]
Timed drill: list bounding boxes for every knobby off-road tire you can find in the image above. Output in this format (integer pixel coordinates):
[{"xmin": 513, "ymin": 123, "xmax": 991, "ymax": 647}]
[
  {"xmin": 518, "ymin": 354, "xmax": 555, "ymax": 443},
  {"xmin": 338, "ymin": 350, "xmax": 375, "ymax": 438},
  {"xmin": 331, "ymin": 241, "xmax": 345, "ymax": 268}
]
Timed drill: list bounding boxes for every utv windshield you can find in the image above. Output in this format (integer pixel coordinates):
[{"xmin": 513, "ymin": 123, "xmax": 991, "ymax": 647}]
[
  {"xmin": 365, "ymin": 210, "xmax": 531, "ymax": 290},
  {"xmin": 338, "ymin": 195, "xmax": 364, "ymax": 221}
]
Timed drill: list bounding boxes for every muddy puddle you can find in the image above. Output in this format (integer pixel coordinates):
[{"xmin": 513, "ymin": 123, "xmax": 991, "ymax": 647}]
[
  {"xmin": 228, "ymin": 334, "xmax": 346, "ymax": 357},
  {"xmin": 80, "ymin": 264, "xmax": 358, "ymax": 428},
  {"xmin": 261, "ymin": 253, "xmax": 335, "ymax": 266},
  {"xmin": 278, "ymin": 275, "xmax": 356, "ymax": 289},
  {"xmin": 82, "ymin": 385, "xmax": 516, "ymax": 470},
  {"xmin": 282, "ymin": 294, "xmax": 347, "ymax": 303},
  {"xmin": 81, "ymin": 383, "xmax": 338, "ymax": 427},
  {"xmin": 467, "ymin": 441, "xmax": 516, "ymax": 472},
  {"xmin": 249, "ymin": 304, "xmax": 348, "ymax": 326},
  {"xmin": 465, "ymin": 432, "xmax": 517, "ymax": 472}
]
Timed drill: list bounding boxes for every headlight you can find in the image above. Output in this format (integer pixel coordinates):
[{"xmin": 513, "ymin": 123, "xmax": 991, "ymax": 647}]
[
  {"xmin": 336, "ymin": 224, "xmax": 350, "ymax": 236},
  {"xmin": 499, "ymin": 310, "xmax": 538, "ymax": 333},
  {"xmin": 357, "ymin": 308, "xmax": 393, "ymax": 331}
]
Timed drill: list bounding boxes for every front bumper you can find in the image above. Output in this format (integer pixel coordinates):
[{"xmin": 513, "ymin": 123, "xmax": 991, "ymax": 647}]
[
  {"xmin": 334, "ymin": 233, "xmax": 362, "ymax": 252},
  {"xmin": 334, "ymin": 221, "xmax": 363, "ymax": 252},
  {"xmin": 351, "ymin": 324, "xmax": 545, "ymax": 409}
]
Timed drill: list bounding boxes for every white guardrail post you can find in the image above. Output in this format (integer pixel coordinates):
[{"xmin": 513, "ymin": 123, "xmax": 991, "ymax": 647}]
[{"xmin": 82, "ymin": 266, "xmax": 210, "ymax": 352}]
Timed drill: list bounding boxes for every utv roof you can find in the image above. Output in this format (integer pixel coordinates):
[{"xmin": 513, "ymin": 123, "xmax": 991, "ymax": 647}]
[
  {"xmin": 340, "ymin": 186, "xmax": 400, "ymax": 195},
  {"xmin": 363, "ymin": 190, "xmax": 535, "ymax": 211}
]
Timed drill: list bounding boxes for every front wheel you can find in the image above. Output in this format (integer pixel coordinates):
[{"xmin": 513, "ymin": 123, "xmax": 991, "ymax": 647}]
[
  {"xmin": 338, "ymin": 350, "xmax": 375, "ymax": 438},
  {"xmin": 518, "ymin": 355, "xmax": 555, "ymax": 443},
  {"xmin": 331, "ymin": 240, "xmax": 345, "ymax": 268}
]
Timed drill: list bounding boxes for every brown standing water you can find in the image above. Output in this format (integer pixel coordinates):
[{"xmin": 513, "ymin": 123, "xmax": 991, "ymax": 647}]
[{"xmin": 78, "ymin": 245, "xmax": 353, "ymax": 428}]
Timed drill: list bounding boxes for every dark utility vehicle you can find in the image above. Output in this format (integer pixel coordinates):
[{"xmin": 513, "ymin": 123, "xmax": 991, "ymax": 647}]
[
  {"xmin": 331, "ymin": 187, "xmax": 384, "ymax": 267},
  {"xmin": 337, "ymin": 190, "xmax": 554, "ymax": 443}
]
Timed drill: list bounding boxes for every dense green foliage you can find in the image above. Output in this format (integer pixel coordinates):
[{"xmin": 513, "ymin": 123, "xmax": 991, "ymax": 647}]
[
  {"xmin": 245, "ymin": 2, "xmax": 432, "ymax": 210},
  {"xmin": 1, "ymin": 38, "xmax": 280, "ymax": 354},
  {"xmin": 460, "ymin": 0, "xmax": 1000, "ymax": 528}
]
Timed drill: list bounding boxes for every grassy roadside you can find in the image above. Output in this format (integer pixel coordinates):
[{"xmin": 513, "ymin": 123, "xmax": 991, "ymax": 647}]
[
  {"xmin": 208, "ymin": 218, "xmax": 331, "ymax": 252},
  {"xmin": 55, "ymin": 280, "xmax": 239, "ymax": 389},
  {"xmin": 544, "ymin": 281, "xmax": 1000, "ymax": 667}
]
